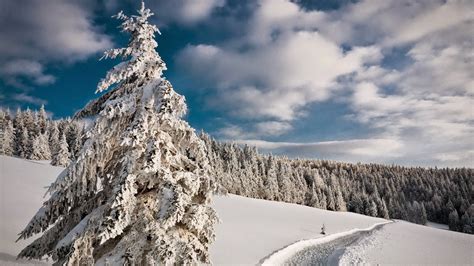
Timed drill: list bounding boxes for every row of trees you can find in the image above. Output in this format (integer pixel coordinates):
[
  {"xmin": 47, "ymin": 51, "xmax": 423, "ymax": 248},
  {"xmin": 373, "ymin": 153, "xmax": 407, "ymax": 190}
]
[
  {"xmin": 2, "ymin": 109, "xmax": 472, "ymax": 234},
  {"xmin": 201, "ymin": 134, "xmax": 473, "ymax": 234},
  {"xmin": 0, "ymin": 107, "xmax": 83, "ymax": 166}
]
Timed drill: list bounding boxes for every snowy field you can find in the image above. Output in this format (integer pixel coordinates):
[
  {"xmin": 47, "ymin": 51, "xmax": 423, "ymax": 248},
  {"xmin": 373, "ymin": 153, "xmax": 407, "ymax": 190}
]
[
  {"xmin": 0, "ymin": 156, "xmax": 61, "ymax": 259},
  {"xmin": 341, "ymin": 220, "xmax": 474, "ymax": 265},
  {"xmin": 210, "ymin": 195, "xmax": 386, "ymax": 264},
  {"xmin": 1, "ymin": 155, "xmax": 472, "ymax": 265}
]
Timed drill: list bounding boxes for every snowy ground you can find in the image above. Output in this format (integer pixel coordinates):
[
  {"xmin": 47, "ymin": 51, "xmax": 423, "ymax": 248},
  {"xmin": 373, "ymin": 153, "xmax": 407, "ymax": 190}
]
[
  {"xmin": 263, "ymin": 222, "xmax": 389, "ymax": 265},
  {"xmin": 1, "ymin": 155, "xmax": 472, "ymax": 265},
  {"xmin": 340, "ymin": 220, "xmax": 474, "ymax": 265},
  {"xmin": 210, "ymin": 195, "xmax": 386, "ymax": 265},
  {"xmin": 0, "ymin": 156, "xmax": 61, "ymax": 259}
]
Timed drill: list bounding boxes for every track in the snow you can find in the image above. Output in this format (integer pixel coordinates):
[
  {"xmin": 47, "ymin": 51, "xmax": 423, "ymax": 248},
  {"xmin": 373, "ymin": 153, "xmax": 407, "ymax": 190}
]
[{"xmin": 283, "ymin": 223, "xmax": 386, "ymax": 265}]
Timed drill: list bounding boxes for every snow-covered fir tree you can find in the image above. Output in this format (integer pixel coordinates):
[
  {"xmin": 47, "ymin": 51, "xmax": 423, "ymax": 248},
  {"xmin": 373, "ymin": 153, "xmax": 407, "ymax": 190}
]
[
  {"xmin": 37, "ymin": 105, "xmax": 48, "ymax": 134},
  {"xmin": 51, "ymin": 133, "xmax": 70, "ymax": 167},
  {"xmin": 18, "ymin": 3, "xmax": 218, "ymax": 264},
  {"xmin": 29, "ymin": 133, "xmax": 51, "ymax": 160},
  {"xmin": 1, "ymin": 120, "xmax": 15, "ymax": 156},
  {"xmin": 23, "ymin": 108, "xmax": 35, "ymax": 136},
  {"xmin": 65, "ymin": 122, "xmax": 82, "ymax": 160},
  {"xmin": 48, "ymin": 122, "xmax": 60, "ymax": 153},
  {"xmin": 17, "ymin": 126, "xmax": 30, "ymax": 158}
]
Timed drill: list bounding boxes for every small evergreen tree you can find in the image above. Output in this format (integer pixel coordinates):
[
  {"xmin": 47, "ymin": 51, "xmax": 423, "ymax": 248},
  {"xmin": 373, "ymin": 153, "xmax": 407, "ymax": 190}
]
[
  {"xmin": 48, "ymin": 122, "xmax": 60, "ymax": 153},
  {"xmin": 1, "ymin": 120, "xmax": 15, "ymax": 156},
  {"xmin": 37, "ymin": 105, "xmax": 48, "ymax": 134},
  {"xmin": 66, "ymin": 123, "xmax": 81, "ymax": 159},
  {"xmin": 18, "ymin": 126, "xmax": 30, "ymax": 158},
  {"xmin": 449, "ymin": 210, "xmax": 460, "ymax": 231},
  {"xmin": 380, "ymin": 199, "xmax": 390, "ymax": 219},
  {"xmin": 23, "ymin": 108, "xmax": 35, "ymax": 137},
  {"xmin": 29, "ymin": 133, "xmax": 51, "ymax": 160},
  {"xmin": 51, "ymin": 133, "xmax": 70, "ymax": 167}
]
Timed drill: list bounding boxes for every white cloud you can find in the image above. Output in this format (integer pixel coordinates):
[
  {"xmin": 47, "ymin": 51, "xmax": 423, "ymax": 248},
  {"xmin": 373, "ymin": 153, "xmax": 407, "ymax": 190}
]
[
  {"xmin": 178, "ymin": 29, "xmax": 380, "ymax": 122},
  {"xmin": 349, "ymin": 39, "xmax": 474, "ymax": 167},
  {"xmin": 0, "ymin": 0, "xmax": 112, "ymax": 61},
  {"xmin": 235, "ymin": 138, "xmax": 403, "ymax": 163},
  {"xmin": 0, "ymin": 60, "xmax": 56, "ymax": 87},
  {"xmin": 0, "ymin": 0, "xmax": 113, "ymax": 87},
  {"xmin": 255, "ymin": 121, "xmax": 292, "ymax": 136},
  {"xmin": 319, "ymin": 0, "xmax": 473, "ymax": 47},
  {"xmin": 176, "ymin": 0, "xmax": 473, "ymax": 166},
  {"xmin": 384, "ymin": 0, "xmax": 473, "ymax": 46},
  {"xmin": 218, "ymin": 121, "xmax": 292, "ymax": 139},
  {"xmin": 183, "ymin": 0, "xmax": 473, "ymax": 167},
  {"xmin": 12, "ymin": 93, "xmax": 48, "ymax": 106},
  {"xmin": 150, "ymin": 0, "xmax": 225, "ymax": 25},
  {"xmin": 177, "ymin": 0, "xmax": 381, "ymax": 138}
]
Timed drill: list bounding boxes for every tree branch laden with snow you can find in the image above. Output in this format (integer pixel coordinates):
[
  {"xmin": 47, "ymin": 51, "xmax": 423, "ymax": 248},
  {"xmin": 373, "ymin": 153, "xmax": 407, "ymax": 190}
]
[{"xmin": 18, "ymin": 2, "xmax": 218, "ymax": 264}]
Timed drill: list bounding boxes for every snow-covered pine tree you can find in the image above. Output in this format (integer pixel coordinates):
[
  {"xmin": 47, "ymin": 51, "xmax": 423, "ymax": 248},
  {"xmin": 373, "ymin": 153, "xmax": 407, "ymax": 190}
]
[
  {"xmin": 48, "ymin": 122, "xmax": 60, "ymax": 154},
  {"xmin": 29, "ymin": 133, "xmax": 51, "ymax": 160},
  {"xmin": 0, "ymin": 109, "xmax": 6, "ymax": 130},
  {"xmin": 51, "ymin": 133, "xmax": 70, "ymax": 167},
  {"xmin": 18, "ymin": 3, "xmax": 218, "ymax": 265},
  {"xmin": 23, "ymin": 108, "xmax": 35, "ymax": 136},
  {"xmin": 37, "ymin": 105, "xmax": 48, "ymax": 134},
  {"xmin": 17, "ymin": 125, "xmax": 30, "ymax": 158},
  {"xmin": 65, "ymin": 122, "xmax": 82, "ymax": 160},
  {"xmin": 1, "ymin": 120, "xmax": 15, "ymax": 156}
]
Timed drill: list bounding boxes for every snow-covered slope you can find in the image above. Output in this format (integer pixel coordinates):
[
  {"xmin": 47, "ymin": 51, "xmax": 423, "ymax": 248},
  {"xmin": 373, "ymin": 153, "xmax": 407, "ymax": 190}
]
[
  {"xmin": 1, "ymin": 155, "xmax": 472, "ymax": 265},
  {"xmin": 210, "ymin": 195, "xmax": 386, "ymax": 264},
  {"xmin": 0, "ymin": 156, "xmax": 62, "ymax": 257},
  {"xmin": 341, "ymin": 220, "xmax": 474, "ymax": 265},
  {"xmin": 1, "ymin": 155, "xmax": 385, "ymax": 264}
]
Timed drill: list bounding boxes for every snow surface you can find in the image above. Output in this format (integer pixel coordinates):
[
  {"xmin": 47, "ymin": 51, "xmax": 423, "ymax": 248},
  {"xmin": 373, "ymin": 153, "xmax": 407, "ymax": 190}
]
[
  {"xmin": 341, "ymin": 220, "xmax": 474, "ymax": 265},
  {"xmin": 261, "ymin": 221, "xmax": 390, "ymax": 265},
  {"xmin": 1, "ymin": 155, "xmax": 472, "ymax": 265},
  {"xmin": 1, "ymin": 155, "xmax": 386, "ymax": 265},
  {"xmin": 0, "ymin": 156, "xmax": 61, "ymax": 257},
  {"xmin": 210, "ymin": 194, "xmax": 387, "ymax": 265},
  {"xmin": 426, "ymin": 221, "xmax": 450, "ymax": 230}
]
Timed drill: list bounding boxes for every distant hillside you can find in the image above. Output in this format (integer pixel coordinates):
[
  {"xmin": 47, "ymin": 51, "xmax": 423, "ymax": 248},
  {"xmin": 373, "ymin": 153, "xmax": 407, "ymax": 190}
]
[
  {"xmin": 201, "ymin": 134, "xmax": 473, "ymax": 234},
  {"xmin": 2, "ymin": 108, "xmax": 472, "ymax": 234}
]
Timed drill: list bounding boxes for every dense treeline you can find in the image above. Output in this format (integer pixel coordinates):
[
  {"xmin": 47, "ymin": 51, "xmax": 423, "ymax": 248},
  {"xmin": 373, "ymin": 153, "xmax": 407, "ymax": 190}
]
[
  {"xmin": 0, "ymin": 107, "xmax": 84, "ymax": 166},
  {"xmin": 201, "ymin": 134, "xmax": 473, "ymax": 234},
  {"xmin": 1, "ymin": 107, "xmax": 472, "ymax": 234}
]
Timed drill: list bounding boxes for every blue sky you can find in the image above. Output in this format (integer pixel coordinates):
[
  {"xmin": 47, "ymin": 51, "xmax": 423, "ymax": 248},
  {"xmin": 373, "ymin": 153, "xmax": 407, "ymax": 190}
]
[{"xmin": 0, "ymin": 0, "xmax": 472, "ymax": 167}]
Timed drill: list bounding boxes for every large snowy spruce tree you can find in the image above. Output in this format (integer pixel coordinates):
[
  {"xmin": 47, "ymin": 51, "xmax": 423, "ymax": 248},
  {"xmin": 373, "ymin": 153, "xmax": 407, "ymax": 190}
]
[{"xmin": 18, "ymin": 3, "xmax": 218, "ymax": 265}]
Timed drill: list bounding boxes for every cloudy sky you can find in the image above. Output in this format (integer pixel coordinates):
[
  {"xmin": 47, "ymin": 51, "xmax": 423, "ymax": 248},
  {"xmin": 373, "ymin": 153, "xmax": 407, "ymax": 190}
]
[{"xmin": 0, "ymin": 0, "xmax": 472, "ymax": 167}]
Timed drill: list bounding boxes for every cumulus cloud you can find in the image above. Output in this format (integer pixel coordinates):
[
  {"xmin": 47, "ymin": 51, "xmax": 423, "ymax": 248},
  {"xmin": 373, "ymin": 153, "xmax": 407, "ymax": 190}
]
[
  {"xmin": 177, "ymin": 0, "xmax": 473, "ymax": 167},
  {"xmin": 348, "ymin": 19, "xmax": 473, "ymax": 167},
  {"xmin": 148, "ymin": 0, "xmax": 225, "ymax": 25},
  {"xmin": 218, "ymin": 121, "xmax": 292, "ymax": 139},
  {"xmin": 0, "ymin": 0, "xmax": 112, "ymax": 61},
  {"xmin": 319, "ymin": 0, "xmax": 473, "ymax": 47},
  {"xmin": 12, "ymin": 93, "xmax": 48, "ymax": 106},
  {"xmin": 0, "ymin": 60, "xmax": 56, "ymax": 88},
  {"xmin": 235, "ymin": 138, "xmax": 403, "ymax": 164},
  {"xmin": 177, "ymin": 0, "xmax": 382, "ymax": 124},
  {"xmin": 0, "ymin": 0, "xmax": 112, "ymax": 87}
]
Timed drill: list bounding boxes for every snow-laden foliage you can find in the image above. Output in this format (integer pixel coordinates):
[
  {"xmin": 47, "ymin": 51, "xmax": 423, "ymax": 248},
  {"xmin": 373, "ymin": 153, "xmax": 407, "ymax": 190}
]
[
  {"xmin": 0, "ymin": 108, "xmax": 82, "ymax": 162},
  {"xmin": 17, "ymin": 2, "xmax": 218, "ymax": 264},
  {"xmin": 1, "ymin": 120, "xmax": 15, "ymax": 156},
  {"xmin": 51, "ymin": 133, "xmax": 70, "ymax": 167},
  {"xmin": 29, "ymin": 133, "xmax": 51, "ymax": 160},
  {"xmin": 201, "ymin": 134, "xmax": 473, "ymax": 233}
]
